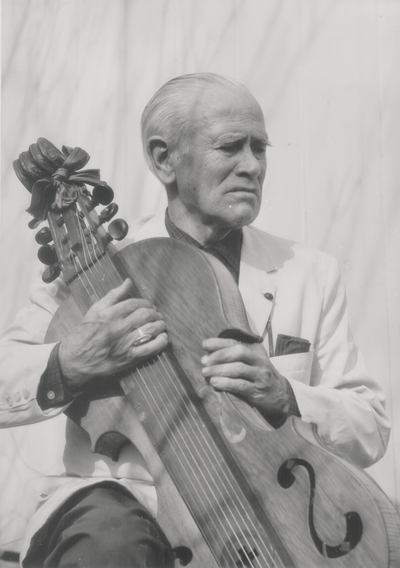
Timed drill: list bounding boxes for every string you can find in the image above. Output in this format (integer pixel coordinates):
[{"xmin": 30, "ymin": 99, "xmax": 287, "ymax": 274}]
[
  {"xmin": 79, "ymin": 211, "xmax": 108, "ymax": 283},
  {"xmin": 72, "ymin": 204, "xmax": 118, "ymax": 301},
  {"xmin": 139, "ymin": 360, "xmax": 254, "ymax": 559},
  {"xmin": 151, "ymin": 356, "xmax": 268, "ymax": 562},
  {"xmin": 76, "ymin": 212, "xmax": 94, "ymax": 274},
  {"xmin": 141, "ymin": 362, "xmax": 274, "ymax": 568},
  {"xmin": 138, "ymin": 355, "xmax": 282, "ymax": 568},
  {"xmin": 55, "ymin": 204, "xmax": 101, "ymax": 303},
  {"xmin": 139, "ymin": 358, "xmax": 283, "ymax": 568},
  {"xmin": 132, "ymin": 364, "xmax": 263, "ymax": 568},
  {"xmin": 76, "ymin": 205, "xmax": 126, "ymax": 301},
  {"xmin": 72, "ymin": 254, "xmax": 100, "ymax": 302},
  {"xmin": 130, "ymin": 348, "xmax": 280, "ymax": 560},
  {"xmin": 76, "ymin": 212, "xmax": 105, "ymax": 293},
  {"xmin": 157, "ymin": 353, "xmax": 283, "ymax": 567}
]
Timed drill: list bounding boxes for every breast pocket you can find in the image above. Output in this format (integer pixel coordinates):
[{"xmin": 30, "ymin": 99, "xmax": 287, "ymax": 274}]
[{"xmin": 270, "ymin": 350, "xmax": 314, "ymax": 385}]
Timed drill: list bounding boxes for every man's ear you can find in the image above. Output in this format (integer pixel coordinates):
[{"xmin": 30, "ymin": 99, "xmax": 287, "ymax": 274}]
[{"xmin": 147, "ymin": 136, "xmax": 177, "ymax": 185}]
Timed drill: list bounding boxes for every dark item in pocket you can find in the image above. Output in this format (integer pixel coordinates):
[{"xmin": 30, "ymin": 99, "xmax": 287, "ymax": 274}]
[{"xmin": 275, "ymin": 334, "xmax": 311, "ymax": 356}]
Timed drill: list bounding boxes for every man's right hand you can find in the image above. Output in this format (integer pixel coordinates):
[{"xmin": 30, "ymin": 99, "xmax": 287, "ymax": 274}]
[{"xmin": 58, "ymin": 279, "xmax": 168, "ymax": 391}]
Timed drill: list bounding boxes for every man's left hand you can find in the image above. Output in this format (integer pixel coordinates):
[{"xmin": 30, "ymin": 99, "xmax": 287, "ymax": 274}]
[{"xmin": 201, "ymin": 338, "xmax": 289, "ymax": 419}]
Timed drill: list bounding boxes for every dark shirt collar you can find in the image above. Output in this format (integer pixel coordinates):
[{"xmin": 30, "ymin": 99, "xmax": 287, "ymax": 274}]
[{"xmin": 165, "ymin": 209, "xmax": 243, "ymax": 283}]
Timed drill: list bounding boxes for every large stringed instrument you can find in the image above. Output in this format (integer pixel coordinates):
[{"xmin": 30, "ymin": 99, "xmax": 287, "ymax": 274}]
[{"xmin": 14, "ymin": 139, "xmax": 400, "ymax": 567}]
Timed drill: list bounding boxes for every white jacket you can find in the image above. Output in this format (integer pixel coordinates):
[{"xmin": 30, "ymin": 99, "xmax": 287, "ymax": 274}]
[{"xmin": 0, "ymin": 211, "xmax": 390, "ymax": 558}]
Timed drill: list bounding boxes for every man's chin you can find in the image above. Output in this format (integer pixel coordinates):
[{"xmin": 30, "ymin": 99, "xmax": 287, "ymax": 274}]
[{"xmin": 219, "ymin": 204, "xmax": 260, "ymax": 229}]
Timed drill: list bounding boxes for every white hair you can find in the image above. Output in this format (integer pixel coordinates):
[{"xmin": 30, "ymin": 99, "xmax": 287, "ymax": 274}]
[{"xmin": 140, "ymin": 72, "xmax": 250, "ymax": 175}]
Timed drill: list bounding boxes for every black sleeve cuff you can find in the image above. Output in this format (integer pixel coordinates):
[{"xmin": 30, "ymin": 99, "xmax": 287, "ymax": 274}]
[{"xmin": 37, "ymin": 343, "xmax": 81, "ymax": 410}]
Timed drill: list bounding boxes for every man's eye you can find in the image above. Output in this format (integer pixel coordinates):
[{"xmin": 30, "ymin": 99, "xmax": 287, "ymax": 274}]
[
  {"xmin": 252, "ymin": 145, "xmax": 267, "ymax": 157},
  {"xmin": 219, "ymin": 144, "xmax": 237, "ymax": 153}
]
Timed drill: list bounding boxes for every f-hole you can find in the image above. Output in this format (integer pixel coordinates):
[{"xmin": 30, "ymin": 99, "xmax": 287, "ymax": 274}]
[
  {"xmin": 173, "ymin": 546, "xmax": 193, "ymax": 566},
  {"xmin": 277, "ymin": 458, "xmax": 363, "ymax": 559}
]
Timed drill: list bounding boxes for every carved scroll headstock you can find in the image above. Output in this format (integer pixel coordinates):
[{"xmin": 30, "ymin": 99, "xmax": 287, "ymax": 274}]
[{"xmin": 13, "ymin": 138, "xmax": 128, "ymax": 284}]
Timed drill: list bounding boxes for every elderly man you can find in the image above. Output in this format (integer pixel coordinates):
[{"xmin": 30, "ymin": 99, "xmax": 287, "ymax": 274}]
[{"xmin": 0, "ymin": 73, "xmax": 390, "ymax": 567}]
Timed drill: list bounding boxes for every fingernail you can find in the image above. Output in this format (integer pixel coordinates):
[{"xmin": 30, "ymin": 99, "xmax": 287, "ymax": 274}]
[
  {"xmin": 201, "ymin": 356, "xmax": 209, "ymax": 365},
  {"xmin": 202, "ymin": 367, "xmax": 210, "ymax": 375}
]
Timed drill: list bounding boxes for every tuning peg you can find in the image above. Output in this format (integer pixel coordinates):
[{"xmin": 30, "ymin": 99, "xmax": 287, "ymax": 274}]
[
  {"xmin": 42, "ymin": 264, "xmax": 61, "ymax": 284},
  {"xmin": 38, "ymin": 245, "xmax": 58, "ymax": 265},
  {"xmin": 99, "ymin": 203, "xmax": 119, "ymax": 224},
  {"xmin": 35, "ymin": 227, "xmax": 53, "ymax": 245},
  {"xmin": 28, "ymin": 218, "xmax": 42, "ymax": 230},
  {"xmin": 92, "ymin": 184, "xmax": 114, "ymax": 206},
  {"xmin": 107, "ymin": 219, "xmax": 129, "ymax": 241}
]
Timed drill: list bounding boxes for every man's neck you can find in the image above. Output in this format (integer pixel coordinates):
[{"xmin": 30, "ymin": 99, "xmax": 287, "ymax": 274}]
[
  {"xmin": 165, "ymin": 209, "xmax": 243, "ymax": 283},
  {"xmin": 167, "ymin": 205, "xmax": 233, "ymax": 246}
]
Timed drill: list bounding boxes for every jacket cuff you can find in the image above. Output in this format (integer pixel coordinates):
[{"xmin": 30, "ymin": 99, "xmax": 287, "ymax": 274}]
[{"xmin": 37, "ymin": 343, "xmax": 81, "ymax": 409}]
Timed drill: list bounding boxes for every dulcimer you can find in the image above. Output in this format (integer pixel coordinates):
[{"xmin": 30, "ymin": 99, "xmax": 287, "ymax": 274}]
[{"xmin": 14, "ymin": 139, "xmax": 400, "ymax": 568}]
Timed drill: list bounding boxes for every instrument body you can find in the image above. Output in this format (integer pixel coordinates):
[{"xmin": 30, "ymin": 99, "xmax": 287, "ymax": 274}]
[
  {"xmin": 46, "ymin": 237, "xmax": 400, "ymax": 568},
  {"xmin": 15, "ymin": 139, "xmax": 400, "ymax": 567}
]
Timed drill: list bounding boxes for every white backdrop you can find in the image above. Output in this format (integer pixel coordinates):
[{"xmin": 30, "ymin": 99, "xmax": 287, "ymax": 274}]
[{"xmin": 1, "ymin": 0, "xmax": 399, "ymax": 556}]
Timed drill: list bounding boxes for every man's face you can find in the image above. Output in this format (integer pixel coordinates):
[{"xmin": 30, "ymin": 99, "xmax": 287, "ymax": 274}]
[{"xmin": 171, "ymin": 86, "xmax": 268, "ymax": 234}]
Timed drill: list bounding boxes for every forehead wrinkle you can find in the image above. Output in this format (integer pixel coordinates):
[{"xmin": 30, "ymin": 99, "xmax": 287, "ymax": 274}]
[{"xmin": 183, "ymin": 86, "xmax": 268, "ymax": 147}]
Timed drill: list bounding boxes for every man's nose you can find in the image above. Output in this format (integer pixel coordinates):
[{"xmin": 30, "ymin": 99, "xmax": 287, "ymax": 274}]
[{"xmin": 236, "ymin": 147, "xmax": 262, "ymax": 178}]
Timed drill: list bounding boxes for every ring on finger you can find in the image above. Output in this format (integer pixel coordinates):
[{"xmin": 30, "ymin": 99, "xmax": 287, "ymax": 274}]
[{"xmin": 132, "ymin": 326, "xmax": 152, "ymax": 347}]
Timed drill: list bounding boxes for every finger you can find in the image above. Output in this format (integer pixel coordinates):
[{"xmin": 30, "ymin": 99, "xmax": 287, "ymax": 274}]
[
  {"xmin": 208, "ymin": 376, "xmax": 253, "ymax": 396},
  {"xmin": 106, "ymin": 297, "xmax": 154, "ymax": 320},
  {"xmin": 95, "ymin": 279, "xmax": 134, "ymax": 309},
  {"xmin": 128, "ymin": 320, "xmax": 167, "ymax": 345},
  {"xmin": 201, "ymin": 343, "xmax": 257, "ymax": 367},
  {"xmin": 202, "ymin": 337, "xmax": 239, "ymax": 352},
  {"xmin": 122, "ymin": 308, "xmax": 164, "ymax": 334},
  {"xmin": 129, "ymin": 332, "xmax": 169, "ymax": 362},
  {"xmin": 103, "ymin": 305, "xmax": 161, "ymax": 337},
  {"xmin": 202, "ymin": 362, "xmax": 256, "ymax": 381}
]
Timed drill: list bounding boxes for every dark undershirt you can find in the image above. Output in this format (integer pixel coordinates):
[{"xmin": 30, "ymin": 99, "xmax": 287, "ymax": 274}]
[
  {"xmin": 164, "ymin": 209, "xmax": 243, "ymax": 283},
  {"xmin": 38, "ymin": 211, "xmax": 300, "ymax": 426}
]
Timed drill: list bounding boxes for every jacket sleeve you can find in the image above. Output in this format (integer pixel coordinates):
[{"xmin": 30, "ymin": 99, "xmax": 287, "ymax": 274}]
[
  {"xmin": 0, "ymin": 274, "xmax": 72, "ymax": 426},
  {"xmin": 288, "ymin": 256, "xmax": 390, "ymax": 468}
]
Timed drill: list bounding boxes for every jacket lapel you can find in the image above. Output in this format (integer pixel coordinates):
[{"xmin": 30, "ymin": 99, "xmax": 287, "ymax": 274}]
[{"xmin": 239, "ymin": 226, "xmax": 278, "ymax": 337}]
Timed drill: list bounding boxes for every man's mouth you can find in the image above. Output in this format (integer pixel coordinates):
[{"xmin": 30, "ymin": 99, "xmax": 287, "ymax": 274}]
[{"xmin": 228, "ymin": 187, "xmax": 258, "ymax": 194}]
